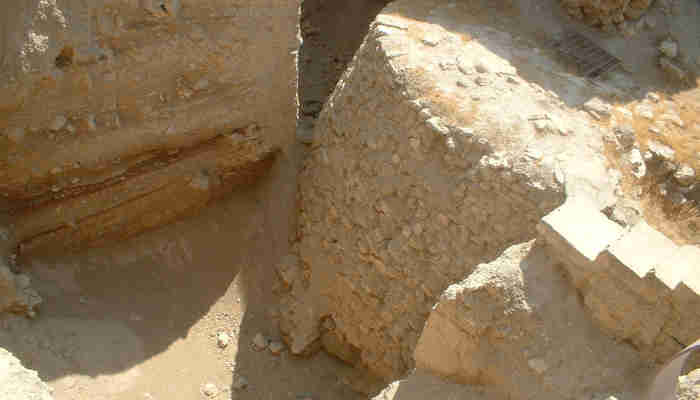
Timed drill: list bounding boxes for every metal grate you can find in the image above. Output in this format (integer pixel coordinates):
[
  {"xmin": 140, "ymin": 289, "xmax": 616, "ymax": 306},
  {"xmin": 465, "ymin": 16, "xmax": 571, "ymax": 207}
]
[{"xmin": 550, "ymin": 30, "xmax": 622, "ymax": 78}]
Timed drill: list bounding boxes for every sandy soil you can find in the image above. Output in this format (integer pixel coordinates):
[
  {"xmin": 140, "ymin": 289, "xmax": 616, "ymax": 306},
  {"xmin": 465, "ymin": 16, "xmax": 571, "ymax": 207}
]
[{"xmin": 0, "ymin": 2, "xmax": 387, "ymax": 398}]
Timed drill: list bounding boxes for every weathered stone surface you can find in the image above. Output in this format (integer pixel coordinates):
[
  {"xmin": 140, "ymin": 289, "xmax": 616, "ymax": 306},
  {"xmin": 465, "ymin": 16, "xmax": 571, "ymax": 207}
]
[
  {"xmin": 0, "ymin": 347, "xmax": 54, "ymax": 400},
  {"xmin": 282, "ymin": 0, "xmax": 593, "ymax": 379},
  {"xmin": 414, "ymin": 241, "xmax": 646, "ymax": 400},
  {"xmin": 677, "ymin": 369, "xmax": 700, "ymax": 400},
  {"xmin": 539, "ymin": 201, "xmax": 700, "ymax": 362},
  {"xmin": 1, "ymin": 0, "xmax": 299, "ymax": 255},
  {"xmin": 537, "ymin": 197, "xmax": 624, "ymax": 286}
]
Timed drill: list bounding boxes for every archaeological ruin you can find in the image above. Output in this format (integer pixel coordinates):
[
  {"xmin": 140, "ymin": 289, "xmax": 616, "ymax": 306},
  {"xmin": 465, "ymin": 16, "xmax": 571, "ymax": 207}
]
[{"xmin": 0, "ymin": 0, "xmax": 698, "ymax": 399}]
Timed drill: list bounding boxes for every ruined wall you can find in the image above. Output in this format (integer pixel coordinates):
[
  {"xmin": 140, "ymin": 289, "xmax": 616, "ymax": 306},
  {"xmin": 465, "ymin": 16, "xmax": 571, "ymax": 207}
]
[
  {"xmin": 538, "ymin": 197, "xmax": 700, "ymax": 363},
  {"xmin": 282, "ymin": 2, "xmax": 568, "ymax": 379},
  {"xmin": 560, "ymin": 0, "xmax": 654, "ymax": 30},
  {"xmin": 413, "ymin": 241, "xmax": 649, "ymax": 400},
  {"xmin": 0, "ymin": 0, "xmax": 299, "ymax": 257}
]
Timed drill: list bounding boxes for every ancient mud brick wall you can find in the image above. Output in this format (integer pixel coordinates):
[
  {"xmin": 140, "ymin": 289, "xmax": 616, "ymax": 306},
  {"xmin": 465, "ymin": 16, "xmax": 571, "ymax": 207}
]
[
  {"xmin": 0, "ymin": 0, "xmax": 299, "ymax": 256},
  {"xmin": 285, "ymin": 5, "xmax": 565, "ymax": 379}
]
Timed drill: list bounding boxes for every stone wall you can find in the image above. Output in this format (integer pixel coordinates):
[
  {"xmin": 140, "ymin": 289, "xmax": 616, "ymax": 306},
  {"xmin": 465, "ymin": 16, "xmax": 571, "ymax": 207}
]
[
  {"xmin": 281, "ymin": 1, "xmax": 568, "ymax": 379},
  {"xmin": 413, "ymin": 240, "xmax": 649, "ymax": 400},
  {"xmin": 0, "ymin": 0, "xmax": 299, "ymax": 257},
  {"xmin": 538, "ymin": 197, "xmax": 700, "ymax": 362},
  {"xmin": 560, "ymin": 0, "xmax": 654, "ymax": 30}
]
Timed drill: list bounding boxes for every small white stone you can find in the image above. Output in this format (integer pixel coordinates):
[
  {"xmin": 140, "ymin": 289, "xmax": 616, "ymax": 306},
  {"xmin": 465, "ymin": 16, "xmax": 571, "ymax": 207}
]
[
  {"xmin": 474, "ymin": 76, "xmax": 490, "ymax": 86},
  {"xmin": 421, "ymin": 33, "xmax": 442, "ymax": 47},
  {"xmin": 584, "ymin": 97, "xmax": 612, "ymax": 117},
  {"xmin": 647, "ymin": 92, "xmax": 661, "ymax": 103},
  {"xmin": 647, "ymin": 140, "xmax": 675, "ymax": 161},
  {"xmin": 674, "ymin": 165, "xmax": 696, "ymax": 187},
  {"xmin": 252, "ymin": 333, "xmax": 268, "ymax": 351},
  {"xmin": 202, "ymin": 383, "xmax": 218, "ymax": 397},
  {"xmin": 426, "ymin": 117, "xmax": 449, "ymax": 136},
  {"xmin": 49, "ymin": 115, "xmax": 67, "ymax": 132},
  {"xmin": 658, "ymin": 39, "xmax": 678, "ymax": 58},
  {"xmin": 634, "ymin": 103, "xmax": 654, "ymax": 120},
  {"xmin": 627, "ymin": 148, "xmax": 646, "ymax": 179},
  {"xmin": 474, "ymin": 62, "xmax": 489, "ymax": 74},
  {"xmin": 615, "ymin": 106, "xmax": 633, "ymax": 119},
  {"xmin": 217, "ymin": 332, "xmax": 230, "ymax": 348},
  {"xmin": 528, "ymin": 358, "xmax": 548, "ymax": 374}
]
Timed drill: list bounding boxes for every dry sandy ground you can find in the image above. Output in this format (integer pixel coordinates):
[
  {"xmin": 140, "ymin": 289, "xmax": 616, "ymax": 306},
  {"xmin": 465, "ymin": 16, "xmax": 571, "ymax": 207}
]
[
  {"xmin": 0, "ymin": 1, "xmax": 386, "ymax": 399},
  {"xmin": 0, "ymin": 150, "xmax": 364, "ymax": 400}
]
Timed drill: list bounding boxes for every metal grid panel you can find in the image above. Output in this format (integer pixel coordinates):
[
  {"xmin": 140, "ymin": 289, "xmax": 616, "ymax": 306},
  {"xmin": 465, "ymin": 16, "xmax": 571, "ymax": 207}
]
[{"xmin": 551, "ymin": 31, "xmax": 622, "ymax": 78}]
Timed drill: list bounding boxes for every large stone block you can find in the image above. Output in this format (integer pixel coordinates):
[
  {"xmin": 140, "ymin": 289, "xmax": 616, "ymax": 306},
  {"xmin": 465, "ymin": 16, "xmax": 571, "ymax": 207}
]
[
  {"xmin": 537, "ymin": 196, "xmax": 624, "ymax": 288},
  {"xmin": 283, "ymin": 0, "xmax": 596, "ymax": 379}
]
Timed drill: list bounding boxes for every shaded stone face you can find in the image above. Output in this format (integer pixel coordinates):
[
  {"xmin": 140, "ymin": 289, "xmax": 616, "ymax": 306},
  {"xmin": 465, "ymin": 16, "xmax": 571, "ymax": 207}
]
[{"xmin": 0, "ymin": 0, "xmax": 299, "ymax": 256}]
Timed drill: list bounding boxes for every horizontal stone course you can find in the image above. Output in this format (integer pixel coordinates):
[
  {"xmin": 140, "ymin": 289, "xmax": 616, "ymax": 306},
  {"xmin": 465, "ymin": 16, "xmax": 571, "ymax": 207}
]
[{"xmin": 538, "ymin": 199, "xmax": 700, "ymax": 360}]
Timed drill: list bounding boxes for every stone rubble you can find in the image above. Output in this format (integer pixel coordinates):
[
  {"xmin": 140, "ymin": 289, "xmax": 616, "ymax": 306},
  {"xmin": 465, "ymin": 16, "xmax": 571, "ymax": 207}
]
[{"xmin": 202, "ymin": 383, "xmax": 218, "ymax": 397}]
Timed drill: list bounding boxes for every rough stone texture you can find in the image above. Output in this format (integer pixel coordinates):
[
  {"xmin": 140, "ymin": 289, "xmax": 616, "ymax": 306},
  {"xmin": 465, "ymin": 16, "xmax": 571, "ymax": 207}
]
[
  {"xmin": 370, "ymin": 370, "xmax": 502, "ymax": 400},
  {"xmin": 282, "ymin": 0, "xmax": 629, "ymax": 380},
  {"xmin": 539, "ymin": 199, "xmax": 700, "ymax": 363},
  {"xmin": 0, "ymin": 263, "xmax": 42, "ymax": 317},
  {"xmin": 677, "ymin": 369, "xmax": 700, "ymax": 400},
  {"xmin": 413, "ymin": 241, "xmax": 648, "ymax": 400},
  {"xmin": 13, "ymin": 133, "xmax": 277, "ymax": 256},
  {"xmin": 559, "ymin": 0, "xmax": 654, "ymax": 30},
  {"xmin": 0, "ymin": 0, "xmax": 299, "ymax": 256},
  {"xmin": 0, "ymin": 347, "xmax": 54, "ymax": 400}
]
